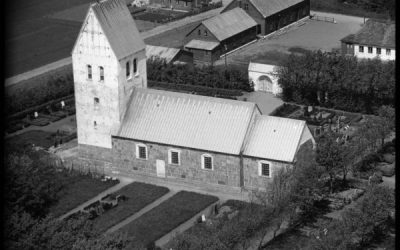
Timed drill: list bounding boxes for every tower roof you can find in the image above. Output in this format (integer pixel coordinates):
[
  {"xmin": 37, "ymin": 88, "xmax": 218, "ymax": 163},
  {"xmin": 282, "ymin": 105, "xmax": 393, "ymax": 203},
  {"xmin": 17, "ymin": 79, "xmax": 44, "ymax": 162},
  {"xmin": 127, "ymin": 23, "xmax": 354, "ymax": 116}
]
[{"xmin": 91, "ymin": 0, "xmax": 145, "ymax": 59}]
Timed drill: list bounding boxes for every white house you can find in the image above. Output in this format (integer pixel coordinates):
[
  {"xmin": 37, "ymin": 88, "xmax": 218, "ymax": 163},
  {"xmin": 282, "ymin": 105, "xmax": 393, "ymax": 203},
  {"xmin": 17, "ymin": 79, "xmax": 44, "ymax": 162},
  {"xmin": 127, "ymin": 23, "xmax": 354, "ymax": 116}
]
[
  {"xmin": 341, "ymin": 19, "xmax": 395, "ymax": 61},
  {"xmin": 248, "ymin": 62, "xmax": 282, "ymax": 95}
]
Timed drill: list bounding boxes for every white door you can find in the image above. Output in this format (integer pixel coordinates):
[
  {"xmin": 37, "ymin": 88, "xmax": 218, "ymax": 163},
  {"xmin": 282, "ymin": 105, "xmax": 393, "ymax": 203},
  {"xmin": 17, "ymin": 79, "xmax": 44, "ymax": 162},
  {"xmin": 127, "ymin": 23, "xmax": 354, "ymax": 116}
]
[{"xmin": 156, "ymin": 160, "xmax": 166, "ymax": 178}]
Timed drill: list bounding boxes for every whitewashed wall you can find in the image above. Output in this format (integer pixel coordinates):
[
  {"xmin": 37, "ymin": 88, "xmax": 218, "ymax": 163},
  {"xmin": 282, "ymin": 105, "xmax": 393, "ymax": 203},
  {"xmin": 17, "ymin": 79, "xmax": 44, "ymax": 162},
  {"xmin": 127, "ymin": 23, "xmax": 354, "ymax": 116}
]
[{"xmin": 354, "ymin": 44, "xmax": 395, "ymax": 61}]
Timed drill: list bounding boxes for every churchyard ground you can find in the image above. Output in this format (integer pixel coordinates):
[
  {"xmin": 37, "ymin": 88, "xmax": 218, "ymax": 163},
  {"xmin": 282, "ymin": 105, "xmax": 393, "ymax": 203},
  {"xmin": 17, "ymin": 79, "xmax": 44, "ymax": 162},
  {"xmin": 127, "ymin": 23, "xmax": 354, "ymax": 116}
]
[
  {"xmin": 119, "ymin": 191, "xmax": 218, "ymax": 247},
  {"xmin": 90, "ymin": 182, "xmax": 170, "ymax": 233}
]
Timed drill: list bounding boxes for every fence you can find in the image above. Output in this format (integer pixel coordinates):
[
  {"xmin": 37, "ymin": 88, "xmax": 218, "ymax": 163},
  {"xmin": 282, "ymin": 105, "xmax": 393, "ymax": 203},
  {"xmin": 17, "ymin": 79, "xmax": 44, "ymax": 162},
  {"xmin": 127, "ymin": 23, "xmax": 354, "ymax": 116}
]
[{"xmin": 310, "ymin": 14, "xmax": 336, "ymax": 23}]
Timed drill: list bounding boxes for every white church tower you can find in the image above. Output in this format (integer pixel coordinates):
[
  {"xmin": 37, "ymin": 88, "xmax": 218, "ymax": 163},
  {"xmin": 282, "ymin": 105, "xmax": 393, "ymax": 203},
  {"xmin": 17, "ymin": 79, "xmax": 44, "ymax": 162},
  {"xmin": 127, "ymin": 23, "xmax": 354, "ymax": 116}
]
[{"xmin": 72, "ymin": 0, "xmax": 147, "ymax": 153}]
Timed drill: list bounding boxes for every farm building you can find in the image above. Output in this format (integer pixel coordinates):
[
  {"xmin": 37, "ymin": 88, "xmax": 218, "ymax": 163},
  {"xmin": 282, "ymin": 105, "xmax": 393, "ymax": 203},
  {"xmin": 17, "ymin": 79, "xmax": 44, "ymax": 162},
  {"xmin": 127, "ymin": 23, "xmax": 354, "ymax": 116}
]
[
  {"xmin": 184, "ymin": 7, "xmax": 257, "ymax": 65},
  {"xmin": 340, "ymin": 19, "xmax": 395, "ymax": 61},
  {"xmin": 248, "ymin": 62, "xmax": 282, "ymax": 95},
  {"xmin": 149, "ymin": 0, "xmax": 211, "ymax": 11},
  {"xmin": 222, "ymin": 0, "xmax": 310, "ymax": 36},
  {"xmin": 73, "ymin": 0, "xmax": 315, "ymax": 193},
  {"xmin": 146, "ymin": 45, "xmax": 193, "ymax": 64}
]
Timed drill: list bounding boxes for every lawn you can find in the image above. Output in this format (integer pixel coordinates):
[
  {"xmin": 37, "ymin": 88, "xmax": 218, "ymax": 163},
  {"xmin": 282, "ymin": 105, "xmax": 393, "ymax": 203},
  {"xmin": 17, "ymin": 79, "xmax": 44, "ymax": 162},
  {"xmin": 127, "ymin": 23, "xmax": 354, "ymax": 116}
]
[
  {"xmin": 121, "ymin": 191, "xmax": 218, "ymax": 247},
  {"xmin": 48, "ymin": 171, "xmax": 119, "ymax": 217},
  {"xmin": 91, "ymin": 182, "xmax": 169, "ymax": 232}
]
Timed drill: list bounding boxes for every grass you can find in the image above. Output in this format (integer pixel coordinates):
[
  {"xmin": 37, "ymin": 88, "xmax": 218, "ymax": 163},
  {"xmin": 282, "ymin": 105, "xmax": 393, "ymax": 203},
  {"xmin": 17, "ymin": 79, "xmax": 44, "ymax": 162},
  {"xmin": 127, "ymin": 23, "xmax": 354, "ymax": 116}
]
[
  {"xmin": 91, "ymin": 182, "xmax": 169, "ymax": 232},
  {"xmin": 121, "ymin": 191, "xmax": 218, "ymax": 247},
  {"xmin": 310, "ymin": 0, "xmax": 389, "ymax": 19},
  {"xmin": 261, "ymin": 228, "xmax": 312, "ymax": 249},
  {"xmin": 48, "ymin": 171, "xmax": 119, "ymax": 217}
]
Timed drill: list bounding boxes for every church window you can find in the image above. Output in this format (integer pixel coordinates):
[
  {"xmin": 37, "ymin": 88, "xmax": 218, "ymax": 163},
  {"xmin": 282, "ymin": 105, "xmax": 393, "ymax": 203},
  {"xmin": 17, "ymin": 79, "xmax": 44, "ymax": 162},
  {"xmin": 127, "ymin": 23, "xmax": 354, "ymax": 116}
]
[
  {"xmin": 169, "ymin": 149, "xmax": 180, "ymax": 165},
  {"xmin": 238, "ymin": 1, "xmax": 242, "ymax": 8},
  {"xmin": 201, "ymin": 154, "xmax": 213, "ymax": 170},
  {"xmin": 244, "ymin": 3, "xmax": 249, "ymax": 10},
  {"xmin": 133, "ymin": 58, "xmax": 138, "ymax": 75},
  {"xmin": 99, "ymin": 66, "xmax": 104, "ymax": 81},
  {"xmin": 258, "ymin": 161, "xmax": 271, "ymax": 177},
  {"xmin": 136, "ymin": 144, "xmax": 148, "ymax": 160},
  {"xmin": 87, "ymin": 65, "xmax": 92, "ymax": 79},
  {"xmin": 126, "ymin": 61, "xmax": 131, "ymax": 78}
]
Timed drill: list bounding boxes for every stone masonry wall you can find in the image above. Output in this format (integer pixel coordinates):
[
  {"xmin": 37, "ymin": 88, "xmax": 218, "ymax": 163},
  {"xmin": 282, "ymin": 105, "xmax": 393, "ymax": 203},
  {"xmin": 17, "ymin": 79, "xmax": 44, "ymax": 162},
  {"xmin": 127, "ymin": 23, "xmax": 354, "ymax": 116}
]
[
  {"xmin": 112, "ymin": 137, "xmax": 242, "ymax": 187},
  {"xmin": 243, "ymin": 157, "xmax": 292, "ymax": 191}
]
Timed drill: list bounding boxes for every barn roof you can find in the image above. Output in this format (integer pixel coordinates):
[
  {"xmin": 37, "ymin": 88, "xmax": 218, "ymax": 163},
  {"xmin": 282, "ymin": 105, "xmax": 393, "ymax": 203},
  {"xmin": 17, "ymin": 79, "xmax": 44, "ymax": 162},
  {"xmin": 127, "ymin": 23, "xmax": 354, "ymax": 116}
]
[
  {"xmin": 91, "ymin": 0, "xmax": 145, "ymax": 59},
  {"xmin": 202, "ymin": 7, "xmax": 257, "ymax": 41},
  {"xmin": 249, "ymin": 0, "xmax": 305, "ymax": 18},
  {"xmin": 243, "ymin": 115, "xmax": 307, "ymax": 162},
  {"xmin": 341, "ymin": 19, "xmax": 395, "ymax": 49},
  {"xmin": 146, "ymin": 45, "xmax": 181, "ymax": 63},
  {"xmin": 117, "ymin": 88, "xmax": 258, "ymax": 155},
  {"xmin": 185, "ymin": 39, "xmax": 220, "ymax": 50}
]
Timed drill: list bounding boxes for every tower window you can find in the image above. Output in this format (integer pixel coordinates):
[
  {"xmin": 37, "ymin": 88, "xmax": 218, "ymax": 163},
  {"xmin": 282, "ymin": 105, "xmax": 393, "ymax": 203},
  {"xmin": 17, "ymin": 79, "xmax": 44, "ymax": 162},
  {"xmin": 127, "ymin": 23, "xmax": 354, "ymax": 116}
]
[
  {"xmin": 94, "ymin": 121, "xmax": 97, "ymax": 129},
  {"xmin": 87, "ymin": 65, "xmax": 92, "ymax": 80},
  {"xmin": 94, "ymin": 97, "xmax": 99, "ymax": 110},
  {"xmin": 126, "ymin": 61, "xmax": 130, "ymax": 78},
  {"xmin": 133, "ymin": 58, "xmax": 137, "ymax": 75},
  {"xmin": 99, "ymin": 66, "xmax": 104, "ymax": 81}
]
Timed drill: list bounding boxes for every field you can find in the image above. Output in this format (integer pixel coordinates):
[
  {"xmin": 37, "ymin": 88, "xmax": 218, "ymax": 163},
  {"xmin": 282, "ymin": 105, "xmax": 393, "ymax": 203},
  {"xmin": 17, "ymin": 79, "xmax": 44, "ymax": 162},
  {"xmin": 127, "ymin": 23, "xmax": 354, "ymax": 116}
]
[
  {"xmin": 91, "ymin": 182, "xmax": 169, "ymax": 232},
  {"xmin": 221, "ymin": 15, "xmax": 364, "ymax": 66},
  {"xmin": 48, "ymin": 172, "xmax": 119, "ymax": 218},
  {"xmin": 121, "ymin": 191, "xmax": 218, "ymax": 247}
]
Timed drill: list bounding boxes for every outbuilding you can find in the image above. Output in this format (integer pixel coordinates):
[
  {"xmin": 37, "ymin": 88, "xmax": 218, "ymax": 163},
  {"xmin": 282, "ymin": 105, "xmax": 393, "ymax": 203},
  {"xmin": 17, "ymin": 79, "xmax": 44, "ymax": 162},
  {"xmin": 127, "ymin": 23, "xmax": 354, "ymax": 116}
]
[{"xmin": 184, "ymin": 7, "xmax": 258, "ymax": 65}]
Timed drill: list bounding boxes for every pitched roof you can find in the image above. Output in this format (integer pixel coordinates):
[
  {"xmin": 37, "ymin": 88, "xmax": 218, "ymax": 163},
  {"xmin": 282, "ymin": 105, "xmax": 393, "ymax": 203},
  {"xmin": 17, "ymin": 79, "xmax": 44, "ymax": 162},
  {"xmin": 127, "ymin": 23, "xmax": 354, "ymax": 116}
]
[
  {"xmin": 117, "ymin": 88, "xmax": 258, "ymax": 155},
  {"xmin": 184, "ymin": 39, "xmax": 220, "ymax": 50},
  {"xmin": 243, "ymin": 115, "xmax": 307, "ymax": 162},
  {"xmin": 146, "ymin": 45, "xmax": 181, "ymax": 63},
  {"xmin": 248, "ymin": 62, "xmax": 277, "ymax": 73},
  {"xmin": 341, "ymin": 19, "xmax": 395, "ymax": 48},
  {"xmin": 249, "ymin": 0, "xmax": 304, "ymax": 18},
  {"xmin": 202, "ymin": 7, "xmax": 257, "ymax": 41},
  {"xmin": 91, "ymin": 0, "xmax": 145, "ymax": 59}
]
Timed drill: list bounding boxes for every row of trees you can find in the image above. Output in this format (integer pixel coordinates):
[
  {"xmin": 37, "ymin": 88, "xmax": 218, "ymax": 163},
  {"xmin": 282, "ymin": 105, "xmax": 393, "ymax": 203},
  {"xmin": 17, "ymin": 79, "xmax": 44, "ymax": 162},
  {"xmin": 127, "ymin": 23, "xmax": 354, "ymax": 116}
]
[
  {"xmin": 275, "ymin": 51, "xmax": 395, "ymax": 114},
  {"xmin": 6, "ymin": 73, "xmax": 74, "ymax": 115},
  {"xmin": 3, "ymin": 151, "xmax": 130, "ymax": 250},
  {"xmin": 147, "ymin": 57, "xmax": 252, "ymax": 91}
]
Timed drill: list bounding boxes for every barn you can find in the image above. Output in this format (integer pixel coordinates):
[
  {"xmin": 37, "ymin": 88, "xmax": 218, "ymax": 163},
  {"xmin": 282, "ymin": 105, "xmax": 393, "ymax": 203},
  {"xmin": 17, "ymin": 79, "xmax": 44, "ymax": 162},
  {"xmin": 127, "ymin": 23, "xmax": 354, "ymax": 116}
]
[
  {"xmin": 248, "ymin": 62, "xmax": 282, "ymax": 95},
  {"xmin": 184, "ymin": 7, "xmax": 258, "ymax": 65},
  {"xmin": 73, "ymin": 0, "xmax": 315, "ymax": 194},
  {"xmin": 222, "ymin": 0, "xmax": 310, "ymax": 36},
  {"xmin": 146, "ymin": 45, "xmax": 193, "ymax": 64}
]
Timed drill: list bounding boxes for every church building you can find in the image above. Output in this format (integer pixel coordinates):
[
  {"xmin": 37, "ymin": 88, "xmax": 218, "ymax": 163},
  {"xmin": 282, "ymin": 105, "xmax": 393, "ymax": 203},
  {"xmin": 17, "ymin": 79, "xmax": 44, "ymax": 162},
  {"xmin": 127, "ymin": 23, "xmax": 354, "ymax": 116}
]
[{"xmin": 73, "ymin": 0, "xmax": 315, "ymax": 193}]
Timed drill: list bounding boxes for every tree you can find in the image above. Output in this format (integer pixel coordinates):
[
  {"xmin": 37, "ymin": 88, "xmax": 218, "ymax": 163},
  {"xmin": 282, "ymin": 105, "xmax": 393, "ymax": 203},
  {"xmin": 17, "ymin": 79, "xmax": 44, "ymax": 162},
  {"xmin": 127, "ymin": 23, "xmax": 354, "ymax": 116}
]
[{"xmin": 316, "ymin": 132, "xmax": 345, "ymax": 193}]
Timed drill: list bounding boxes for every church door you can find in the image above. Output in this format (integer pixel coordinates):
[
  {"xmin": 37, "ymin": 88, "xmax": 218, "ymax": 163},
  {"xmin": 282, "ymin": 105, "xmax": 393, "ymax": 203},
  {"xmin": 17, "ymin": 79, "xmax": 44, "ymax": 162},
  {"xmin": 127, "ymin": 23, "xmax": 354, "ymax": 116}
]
[{"xmin": 156, "ymin": 160, "xmax": 166, "ymax": 178}]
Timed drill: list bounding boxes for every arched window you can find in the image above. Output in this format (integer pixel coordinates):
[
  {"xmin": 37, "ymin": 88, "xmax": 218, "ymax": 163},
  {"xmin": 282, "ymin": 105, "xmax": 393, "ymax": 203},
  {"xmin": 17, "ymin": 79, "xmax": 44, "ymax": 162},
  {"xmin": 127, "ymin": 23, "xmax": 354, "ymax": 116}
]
[
  {"xmin": 133, "ymin": 58, "xmax": 137, "ymax": 75},
  {"xmin": 87, "ymin": 65, "xmax": 92, "ymax": 79},
  {"xmin": 204, "ymin": 30, "xmax": 208, "ymax": 36},
  {"xmin": 126, "ymin": 61, "xmax": 130, "ymax": 78},
  {"xmin": 99, "ymin": 66, "xmax": 104, "ymax": 81}
]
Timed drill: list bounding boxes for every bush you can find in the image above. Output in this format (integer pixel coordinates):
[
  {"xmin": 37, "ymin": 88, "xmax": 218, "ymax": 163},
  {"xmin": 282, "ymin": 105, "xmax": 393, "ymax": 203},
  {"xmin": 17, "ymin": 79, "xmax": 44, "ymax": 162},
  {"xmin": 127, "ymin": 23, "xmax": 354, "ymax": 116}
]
[{"xmin": 147, "ymin": 57, "xmax": 252, "ymax": 92}]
